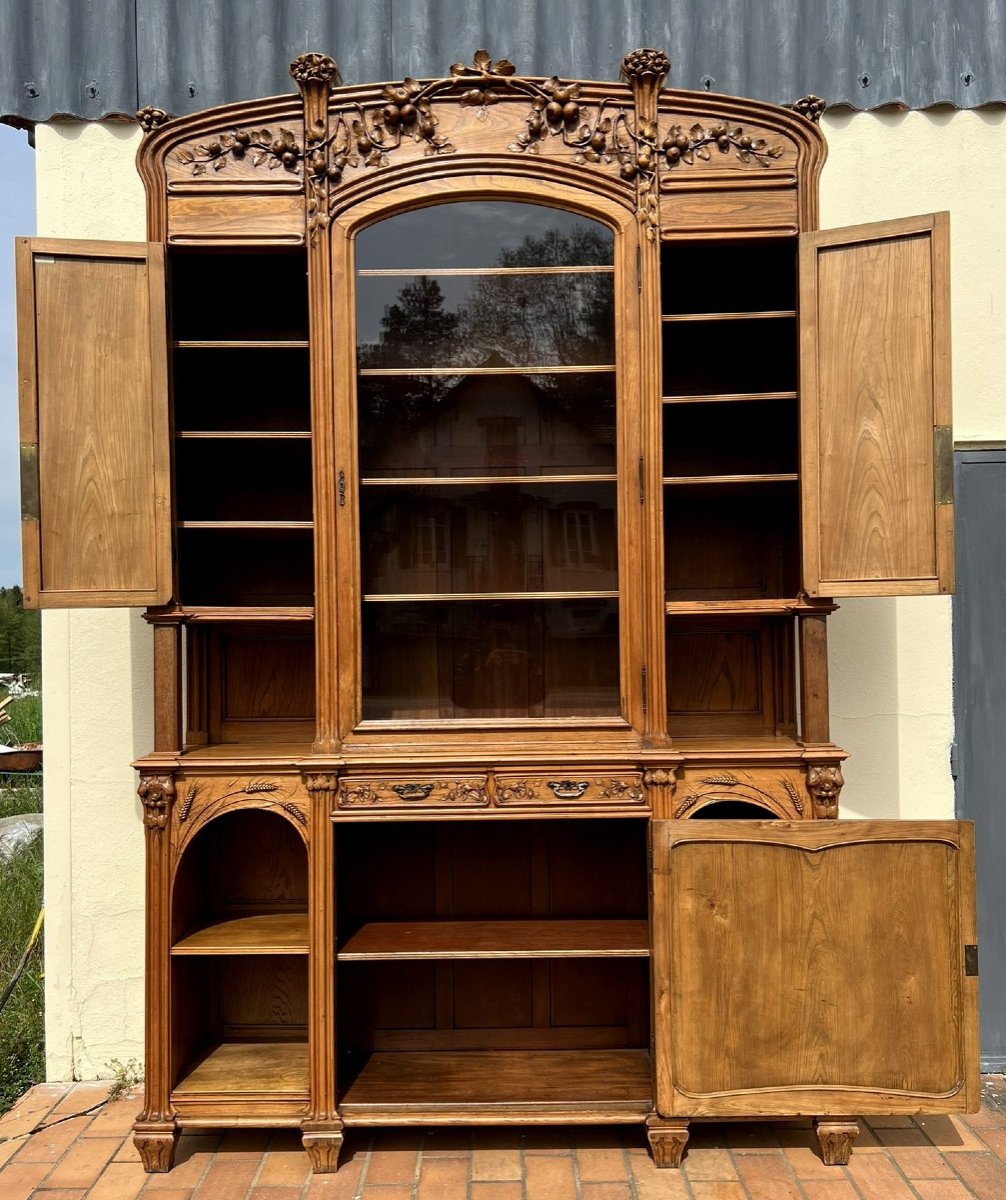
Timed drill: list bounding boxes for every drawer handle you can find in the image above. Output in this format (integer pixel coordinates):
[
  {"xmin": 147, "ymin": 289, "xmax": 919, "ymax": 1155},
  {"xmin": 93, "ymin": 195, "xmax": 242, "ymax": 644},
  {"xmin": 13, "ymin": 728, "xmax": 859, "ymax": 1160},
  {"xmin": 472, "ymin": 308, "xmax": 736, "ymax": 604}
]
[
  {"xmin": 547, "ymin": 780, "xmax": 590, "ymax": 799},
  {"xmin": 392, "ymin": 782, "xmax": 434, "ymax": 801}
]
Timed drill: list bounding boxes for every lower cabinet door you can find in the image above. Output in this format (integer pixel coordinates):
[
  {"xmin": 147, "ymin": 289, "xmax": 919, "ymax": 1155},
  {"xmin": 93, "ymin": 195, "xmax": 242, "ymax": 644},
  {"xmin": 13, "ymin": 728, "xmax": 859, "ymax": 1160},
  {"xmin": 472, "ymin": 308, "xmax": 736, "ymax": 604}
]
[{"xmin": 651, "ymin": 820, "xmax": 979, "ymax": 1117}]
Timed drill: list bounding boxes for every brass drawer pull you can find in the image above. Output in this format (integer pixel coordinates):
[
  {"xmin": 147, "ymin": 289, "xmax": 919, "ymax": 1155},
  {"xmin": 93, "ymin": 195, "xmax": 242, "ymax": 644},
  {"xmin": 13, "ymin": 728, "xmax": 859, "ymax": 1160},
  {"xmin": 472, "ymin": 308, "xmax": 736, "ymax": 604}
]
[
  {"xmin": 391, "ymin": 782, "xmax": 434, "ymax": 801},
  {"xmin": 547, "ymin": 780, "xmax": 590, "ymax": 800}
]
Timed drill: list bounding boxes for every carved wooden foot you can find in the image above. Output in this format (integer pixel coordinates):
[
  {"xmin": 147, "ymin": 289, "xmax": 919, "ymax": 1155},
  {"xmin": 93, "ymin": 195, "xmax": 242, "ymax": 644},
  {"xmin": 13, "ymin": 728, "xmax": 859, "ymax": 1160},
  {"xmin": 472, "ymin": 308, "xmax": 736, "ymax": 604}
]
[
  {"xmin": 646, "ymin": 1114, "xmax": 689, "ymax": 1167},
  {"xmin": 302, "ymin": 1122, "xmax": 344, "ymax": 1173},
  {"xmin": 814, "ymin": 1118, "xmax": 860, "ymax": 1165},
  {"xmin": 133, "ymin": 1120, "xmax": 179, "ymax": 1172}
]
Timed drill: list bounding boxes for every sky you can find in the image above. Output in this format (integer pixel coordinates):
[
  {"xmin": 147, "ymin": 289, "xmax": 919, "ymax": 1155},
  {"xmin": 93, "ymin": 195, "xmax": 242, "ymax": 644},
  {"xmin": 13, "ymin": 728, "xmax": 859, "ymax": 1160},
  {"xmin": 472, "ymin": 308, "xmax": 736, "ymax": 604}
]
[{"xmin": 0, "ymin": 125, "xmax": 36, "ymax": 587}]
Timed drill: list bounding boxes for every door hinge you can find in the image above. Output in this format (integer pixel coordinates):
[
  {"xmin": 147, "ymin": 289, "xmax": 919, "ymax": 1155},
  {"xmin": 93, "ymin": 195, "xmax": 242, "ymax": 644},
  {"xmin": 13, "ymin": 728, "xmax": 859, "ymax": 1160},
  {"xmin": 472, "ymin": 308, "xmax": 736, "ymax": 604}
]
[
  {"xmin": 636, "ymin": 244, "xmax": 642, "ymax": 294},
  {"xmin": 950, "ymin": 741, "xmax": 960, "ymax": 781},
  {"xmin": 965, "ymin": 945, "xmax": 979, "ymax": 977},
  {"xmin": 934, "ymin": 425, "xmax": 954, "ymax": 505},
  {"xmin": 20, "ymin": 444, "xmax": 39, "ymax": 521},
  {"xmin": 638, "ymin": 456, "xmax": 645, "ymax": 504},
  {"xmin": 641, "ymin": 665, "xmax": 648, "ymax": 715}
]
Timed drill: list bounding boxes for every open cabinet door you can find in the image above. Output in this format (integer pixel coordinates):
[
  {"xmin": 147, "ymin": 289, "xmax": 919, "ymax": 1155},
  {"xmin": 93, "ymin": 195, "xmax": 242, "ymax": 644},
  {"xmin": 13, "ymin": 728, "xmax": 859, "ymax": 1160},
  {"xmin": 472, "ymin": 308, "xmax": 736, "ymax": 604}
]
[
  {"xmin": 16, "ymin": 238, "xmax": 171, "ymax": 607},
  {"xmin": 800, "ymin": 214, "xmax": 952, "ymax": 596},
  {"xmin": 652, "ymin": 820, "xmax": 979, "ymax": 1118}
]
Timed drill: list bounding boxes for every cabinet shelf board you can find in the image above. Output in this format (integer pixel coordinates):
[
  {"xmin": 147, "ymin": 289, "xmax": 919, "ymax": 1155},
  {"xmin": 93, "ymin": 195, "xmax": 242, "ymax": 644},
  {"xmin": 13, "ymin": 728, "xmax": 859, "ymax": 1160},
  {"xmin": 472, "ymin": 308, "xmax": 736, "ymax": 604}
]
[
  {"xmin": 663, "ymin": 474, "xmax": 798, "ymax": 486},
  {"xmin": 339, "ymin": 919, "xmax": 649, "ymax": 961},
  {"xmin": 665, "ymin": 599, "xmax": 833, "ymax": 616},
  {"xmin": 176, "ymin": 431, "xmax": 311, "ymax": 440},
  {"xmin": 359, "ymin": 365, "xmax": 615, "ymax": 377},
  {"xmin": 362, "ymin": 591, "xmax": 619, "ymax": 603},
  {"xmin": 360, "ymin": 474, "xmax": 617, "ymax": 487},
  {"xmin": 662, "ymin": 310, "xmax": 796, "ymax": 322},
  {"xmin": 174, "ymin": 340, "xmax": 309, "ymax": 349},
  {"xmin": 173, "ymin": 1041, "xmax": 308, "ymax": 1097},
  {"xmin": 157, "ymin": 606, "xmax": 315, "ymax": 623},
  {"xmin": 339, "ymin": 1049, "xmax": 651, "ymax": 1113},
  {"xmin": 173, "ymin": 913, "xmax": 308, "ymax": 955},
  {"xmin": 358, "ymin": 265, "xmax": 615, "ymax": 277},
  {"xmin": 176, "ymin": 521, "xmax": 314, "ymax": 530},
  {"xmin": 663, "ymin": 391, "xmax": 797, "ymax": 405}
]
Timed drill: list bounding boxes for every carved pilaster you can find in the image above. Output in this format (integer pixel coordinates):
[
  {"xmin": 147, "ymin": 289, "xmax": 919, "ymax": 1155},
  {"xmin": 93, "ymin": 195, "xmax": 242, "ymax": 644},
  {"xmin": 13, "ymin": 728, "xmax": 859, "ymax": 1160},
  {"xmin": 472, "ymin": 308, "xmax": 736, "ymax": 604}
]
[
  {"xmin": 646, "ymin": 1114, "xmax": 689, "ymax": 1167},
  {"xmin": 814, "ymin": 1118, "xmax": 859, "ymax": 1165},
  {"xmin": 301, "ymin": 771, "xmax": 342, "ymax": 1169},
  {"xmin": 643, "ymin": 768, "xmax": 676, "ymax": 818},
  {"xmin": 290, "ymin": 53, "xmax": 341, "ymax": 243},
  {"xmin": 621, "ymin": 48, "xmax": 670, "ymax": 241},
  {"xmin": 806, "ymin": 764, "xmax": 844, "ymax": 820}
]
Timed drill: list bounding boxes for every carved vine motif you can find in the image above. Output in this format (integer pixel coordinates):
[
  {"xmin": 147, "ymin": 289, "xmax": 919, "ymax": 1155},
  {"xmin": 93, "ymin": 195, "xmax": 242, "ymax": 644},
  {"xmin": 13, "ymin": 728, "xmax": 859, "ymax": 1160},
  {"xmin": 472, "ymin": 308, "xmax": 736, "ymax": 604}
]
[
  {"xmin": 495, "ymin": 779, "xmax": 539, "ymax": 804},
  {"xmin": 788, "ymin": 94, "xmax": 826, "ymax": 124},
  {"xmin": 138, "ymin": 775, "xmax": 175, "ymax": 833},
  {"xmin": 597, "ymin": 778, "xmax": 645, "ymax": 803},
  {"xmin": 337, "ymin": 779, "xmax": 489, "ymax": 806},
  {"xmin": 672, "ymin": 771, "xmax": 808, "ymax": 819},
  {"xmin": 442, "ymin": 780, "xmax": 490, "ymax": 806},
  {"xmin": 660, "ymin": 121, "xmax": 784, "ymax": 172},
  {"xmin": 176, "ymin": 126, "xmax": 304, "ymax": 177},
  {"xmin": 806, "ymin": 764, "xmax": 844, "ymax": 820}
]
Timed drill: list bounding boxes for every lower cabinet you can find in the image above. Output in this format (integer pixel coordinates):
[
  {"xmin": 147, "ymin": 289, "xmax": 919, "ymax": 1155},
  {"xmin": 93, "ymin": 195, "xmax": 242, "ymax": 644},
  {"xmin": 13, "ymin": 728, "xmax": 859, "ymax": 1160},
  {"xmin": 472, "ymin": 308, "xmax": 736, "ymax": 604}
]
[{"xmin": 138, "ymin": 794, "xmax": 979, "ymax": 1172}]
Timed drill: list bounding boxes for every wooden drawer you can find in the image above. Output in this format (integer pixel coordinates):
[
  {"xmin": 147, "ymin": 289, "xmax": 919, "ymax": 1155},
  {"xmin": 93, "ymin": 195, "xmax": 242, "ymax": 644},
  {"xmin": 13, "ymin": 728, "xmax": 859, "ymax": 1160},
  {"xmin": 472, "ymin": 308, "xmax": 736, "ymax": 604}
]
[
  {"xmin": 494, "ymin": 773, "xmax": 645, "ymax": 807},
  {"xmin": 336, "ymin": 776, "xmax": 490, "ymax": 810}
]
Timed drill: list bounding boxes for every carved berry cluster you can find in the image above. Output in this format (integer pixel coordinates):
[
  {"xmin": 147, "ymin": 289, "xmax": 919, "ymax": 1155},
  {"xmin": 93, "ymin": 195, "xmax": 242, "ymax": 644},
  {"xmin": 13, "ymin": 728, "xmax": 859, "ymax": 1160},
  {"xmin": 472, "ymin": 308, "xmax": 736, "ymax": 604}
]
[{"xmin": 662, "ymin": 121, "xmax": 783, "ymax": 168}]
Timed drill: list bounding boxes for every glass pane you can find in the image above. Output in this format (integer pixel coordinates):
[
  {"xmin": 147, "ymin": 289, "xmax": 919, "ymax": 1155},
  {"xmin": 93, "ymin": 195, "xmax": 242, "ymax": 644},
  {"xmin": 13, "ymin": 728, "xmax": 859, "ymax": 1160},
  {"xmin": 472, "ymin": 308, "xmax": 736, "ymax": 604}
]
[
  {"xmin": 361, "ymin": 483, "xmax": 617, "ymax": 595},
  {"xmin": 358, "ymin": 372, "xmax": 615, "ymax": 478},
  {"xmin": 361, "ymin": 600, "xmax": 619, "ymax": 719}
]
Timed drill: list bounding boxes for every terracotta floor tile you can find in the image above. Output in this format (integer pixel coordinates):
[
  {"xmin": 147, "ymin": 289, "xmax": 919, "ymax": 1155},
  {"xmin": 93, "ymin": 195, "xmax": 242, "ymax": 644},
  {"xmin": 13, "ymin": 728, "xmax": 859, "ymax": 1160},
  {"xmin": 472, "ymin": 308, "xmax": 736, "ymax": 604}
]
[
  {"xmin": 801, "ymin": 1182, "xmax": 863, "ymax": 1200},
  {"xmin": 144, "ymin": 1135, "xmax": 218, "ymax": 1189},
  {"xmin": 0, "ymin": 1137, "xmax": 21, "ymax": 1170},
  {"xmin": 357, "ymin": 1186, "xmax": 413, "ymax": 1200},
  {"xmin": 84, "ymin": 1159, "xmax": 149, "ymax": 1200},
  {"xmin": 523, "ymin": 1127, "xmax": 576, "ymax": 1155},
  {"xmin": 255, "ymin": 1147, "xmax": 313, "ymax": 1187},
  {"xmin": 249, "ymin": 1188, "xmax": 303, "ymax": 1200},
  {"xmin": 681, "ymin": 1145, "xmax": 737, "ymax": 1181},
  {"xmin": 688, "ymin": 1183, "xmax": 748, "ymax": 1199},
  {"xmin": 781, "ymin": 1143, "xmax": 841, "ymax": 1181},
  {"xmin": 83, "ymin": 1098, "xmax": 144, "ymax": 1137},
  {"xmin": 872, "ymin": 1125, "xmax": 933, "ymax": 1147},
  {"xmin": 0, "ymin": 1158, "xmax": 56, "ymax": 1200},
  {"xmin": 190, "ymin": 1155, "xmax": 261, "ymax": 1199},
  {"xmin": 114, "ymin": 1134, "xmax": 142, "ymax": 1163},
  {"xmin": 630, "ymin": 1154, "xmax": 691, "ymax": 1200},
  {"xmin": 13, "ymin": 1114, "xmax": 93, "ymax": 1162},
  {"xmin": 734, "ymin": 1151, "xmax": 803, "ymax": 1199},
  {"xmin": 886, "ymin": 1144, "xmax": 959, "ymax": 1179},
  {"xmin": 49, "ymin": 1081, "xmax": 112, "ymax": 1115},
  {"xmin": 575, "ymin": 1145, "xmax": 629, "ymax": 1181},
  {"xmin": 136, "ymin": 1191, "xmax": 194, "ymax": 1200},
  {"xmin": 687, "ymin": 1125, "xmax": 728, "ymax": 1148},
  {"xmin": 40, "ymin": 1134, "xmax": 121, "ymax": 1187},
  {"xmin": 363, "ymin": 1145, "xmax": 421, "ymax": 1186},
  {"xmin": 914, "ymin": 1181, "xmax": 981, "ymax": 1199},
  {"xmin": 524, "ymin": 1152, "xmax": 577, "ymax": 1199},
  {"xmin": 847, "ymin": 1152, "xmax": 922, "ymax": 1198},
  {"xmin": 0, "ymin": 1085, "xmax": 69, "ymax": 1138},
  {"xmin": 416, "ymin": 1153, "xmax": 469, "ymax": 1198},
  {"xmin": 914, "ymin": 1115, "xmax": 987, "ymax": 1153},
  {"xmin": 471, "ymin": 1183, "xmax": 523, "ymax": 1200},
  {"xmin": 580, "ymin": 1184, "xmax": 633, "ymax": 1199},
  {"xmin": 30, "ymin": 1190, "xmax": 88, "ymax": 1199},
  {"xmin": 976, "ymin": 1127, "xmax": 1006, "ymax": 1160},
  {"xmin": 471, "ymin": 1146, "xmax": 522, "ymax": 1181},
  {"xmin": 948, "ymin": 1150, "xmax": 1006, "ymax": 1199},
  {"xmin": 867, "ymin": 1116, "xmax": 918, "ymax": 1128},
  {"xmin": 303, "ymin": 1154, "xmax": 365, "ymax": 1198},
  {"xmin": 217, "ymin": 1128, "xmax": 273, "ymax": 1156},
  {"xmin": 420, "ymin": 1128, "xmax": 472, "ymax": 1156}
]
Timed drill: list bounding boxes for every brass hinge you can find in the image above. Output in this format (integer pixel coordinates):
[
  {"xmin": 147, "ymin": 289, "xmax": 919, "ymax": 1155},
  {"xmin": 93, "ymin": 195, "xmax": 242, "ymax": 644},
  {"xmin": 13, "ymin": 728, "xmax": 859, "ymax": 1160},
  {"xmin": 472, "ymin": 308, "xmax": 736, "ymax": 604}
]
[
  {"xmin": 965, "ymin": 944, "xmax": 979, "ymax": 977},
  {"xmin": 20, "ymin": 444, "xmax": 39, "ymax": 521},
  {"xmin": 934, "ymin": 425, "xmax": 953, "ymax": 505},
  {"xmin": 641, "ymin": 665, "xmax": 648, "ymax": 715}
]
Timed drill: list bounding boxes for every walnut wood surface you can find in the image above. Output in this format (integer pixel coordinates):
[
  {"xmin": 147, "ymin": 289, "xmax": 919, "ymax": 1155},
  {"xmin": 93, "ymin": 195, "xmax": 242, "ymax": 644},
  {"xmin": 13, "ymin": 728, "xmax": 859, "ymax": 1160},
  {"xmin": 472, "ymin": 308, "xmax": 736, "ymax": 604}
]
[
  {"xmin": 172, "ymin": 913, "xmax": 309, "ymax": 955},
  {"xmin": 339, "ymin": 919, "xmax": 649, "ymax": 960},
  {"xmin": 173, "ymin": 1041, "xmax": 309, "ymax": 1095}
]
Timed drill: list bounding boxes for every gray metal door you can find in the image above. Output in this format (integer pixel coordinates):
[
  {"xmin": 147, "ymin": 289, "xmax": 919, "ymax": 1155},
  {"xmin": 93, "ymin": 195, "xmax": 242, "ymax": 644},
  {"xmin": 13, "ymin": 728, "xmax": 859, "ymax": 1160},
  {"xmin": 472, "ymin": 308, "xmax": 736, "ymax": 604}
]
[{"xmin": 954, "ymin": 449, "xmax": 1006, "ymax": 1070}]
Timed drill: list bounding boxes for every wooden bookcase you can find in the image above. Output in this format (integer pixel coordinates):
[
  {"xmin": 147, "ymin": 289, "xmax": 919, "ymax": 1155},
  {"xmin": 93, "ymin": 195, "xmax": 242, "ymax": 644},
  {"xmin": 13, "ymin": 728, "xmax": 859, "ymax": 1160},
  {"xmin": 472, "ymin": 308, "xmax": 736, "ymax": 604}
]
[{"xmin": 16, "ymin": 49, "xmax": 975, "ymax": 1175}]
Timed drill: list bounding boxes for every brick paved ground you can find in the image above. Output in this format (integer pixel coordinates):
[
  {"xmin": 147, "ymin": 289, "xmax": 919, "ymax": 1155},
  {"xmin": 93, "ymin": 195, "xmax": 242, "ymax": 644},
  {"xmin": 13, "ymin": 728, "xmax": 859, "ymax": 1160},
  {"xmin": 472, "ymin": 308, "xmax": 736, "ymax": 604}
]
[{"xmin": 2, "ymin": 1077, "xmax": 1006, "ymax": 1199}]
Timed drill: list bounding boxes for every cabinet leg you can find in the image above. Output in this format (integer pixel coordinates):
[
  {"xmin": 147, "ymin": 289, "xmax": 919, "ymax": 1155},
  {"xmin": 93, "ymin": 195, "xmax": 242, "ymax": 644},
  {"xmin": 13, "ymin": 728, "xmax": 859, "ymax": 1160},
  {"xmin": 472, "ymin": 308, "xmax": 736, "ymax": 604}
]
[
  {"xmin": 133, "ymin": 1120, "xmax": 179, "ymax": 1172},
  {"xmin": 646, "ymin": 1115, "xmax": 689, "ymax": 1167},
  {"xmin": 814, "ymin": 1118, "xmax": 860, "ymax": 1165},
  {"xmin": 302, "ymin": 1121, "xmax": 344, "ymax": 1173}
]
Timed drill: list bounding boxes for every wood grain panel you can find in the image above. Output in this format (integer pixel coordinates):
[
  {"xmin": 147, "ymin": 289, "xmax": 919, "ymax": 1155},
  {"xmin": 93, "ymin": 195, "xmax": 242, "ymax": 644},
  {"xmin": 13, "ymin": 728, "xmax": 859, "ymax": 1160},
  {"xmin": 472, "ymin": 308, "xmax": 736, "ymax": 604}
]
[
  {"xmin": 168, "ymin": 194, "xmax": 304, "ymax": 243},
  {"xmin": 660, "ymin": 186, "xmax": 798, "ymax": 235},
  {"xmin": 652, "ymin": 820, "xmax": 978, "ymax": 1117},
  {"xmin": 800, "ymin": 213, "xmax": 952, "ymax": 595},
  {"xmin": 18, "ymin": 239, "xmax": 170, "ymax": 606}
]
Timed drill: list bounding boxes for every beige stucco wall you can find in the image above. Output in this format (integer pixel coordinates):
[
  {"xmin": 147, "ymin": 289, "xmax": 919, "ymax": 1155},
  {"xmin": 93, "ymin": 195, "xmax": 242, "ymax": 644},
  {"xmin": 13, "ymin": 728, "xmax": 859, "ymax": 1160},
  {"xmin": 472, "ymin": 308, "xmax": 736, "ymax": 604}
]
[{"xmin": 33, "ymin": 109, "xmax": 1004, "ymax": 1074}]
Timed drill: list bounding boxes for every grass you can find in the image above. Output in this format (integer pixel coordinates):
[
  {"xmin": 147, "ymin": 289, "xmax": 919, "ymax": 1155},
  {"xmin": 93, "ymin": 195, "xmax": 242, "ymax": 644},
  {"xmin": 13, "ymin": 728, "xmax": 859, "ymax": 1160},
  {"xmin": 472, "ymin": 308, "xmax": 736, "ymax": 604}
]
[{"xmin": 0, "ymin": 691, "xmax": 44, "ymax": 1114}]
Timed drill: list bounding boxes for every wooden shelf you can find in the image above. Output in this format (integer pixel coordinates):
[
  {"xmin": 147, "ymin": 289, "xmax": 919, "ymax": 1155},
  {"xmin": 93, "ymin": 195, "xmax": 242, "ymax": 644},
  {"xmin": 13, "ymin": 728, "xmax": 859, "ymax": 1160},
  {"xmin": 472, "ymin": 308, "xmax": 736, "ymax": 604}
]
[
  {"xmin": 173, "ymin": 913, "xmax": 308, "ymax": 956},
  {"xmin": 173, "ymin": 1041, "xmax": 308, "ymax": 1097},
  {"xmin": 174, "ymin": 340, "xmax": 309, "ymax": 349},
  {"xmin": 176, "ymin": 431, "xmax": 311, "ymax": 440},
  {"xmin": 662, "ymin": 310, "xmax": 796, "ymax": 322},
  {"xmin": 339, "ymin": 919, "xmax": 649, "ymax": 961},
  {"xmin": 176, "ymin": 521, "xmax": 313, "ymax": 530},
  {"xmin": 362, "ymin": 591, "xmax": 619, "ymax": 603},
  {"xmin": 663, "ymin": 391, "xmax": 798, "ymax": 405},
  {"xmin": 339, "ymin": 1049, "xmax": 651, "ymax": 1116},
  {"xmin": 146, "ymin": 606, "xmax": 315, "ymax": 623},
  {"xmin": 360, "ymin": 474, "xmax": 617, "ymax": 487},
  {"xmin": 663, "ymin": 474, "xmax": 798, "ymax": 486},
  {"xmin": 358, "ymin": 265, "xmax": 614, "ymax": 277},
  {"xmin": 359, "ymin": 365, "xmax": 615, "ymax": 377},
  {"xmin": 666, "ymin": 599, "xmax": 834, "ymax": 616}
]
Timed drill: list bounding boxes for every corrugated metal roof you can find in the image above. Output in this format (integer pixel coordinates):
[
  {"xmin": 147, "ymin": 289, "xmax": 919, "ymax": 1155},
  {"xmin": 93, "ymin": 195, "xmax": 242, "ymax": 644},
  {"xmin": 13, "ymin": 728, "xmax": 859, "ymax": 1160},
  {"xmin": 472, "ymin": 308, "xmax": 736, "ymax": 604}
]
[{"xmin": 2, "ymin": 0, "xmax": 1004, "ymax": 128}]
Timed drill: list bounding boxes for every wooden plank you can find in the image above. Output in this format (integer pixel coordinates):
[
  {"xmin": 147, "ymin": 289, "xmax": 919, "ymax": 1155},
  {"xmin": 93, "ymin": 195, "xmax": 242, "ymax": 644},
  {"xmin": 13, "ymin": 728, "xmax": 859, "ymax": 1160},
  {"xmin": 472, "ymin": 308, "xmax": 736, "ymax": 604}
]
[
  {"xmin": 19, "ymin": 239, "xmax": 171, "ymax": 606},
  {"xmin": 173, "ymin": 1041, "xmax": 309, "ymax": 1095},
  {"xmin": 659, "ymin": 186, "xmax": 798, "ymax": 235},
  {"xmin": 361, "ymin": 591, "xmax": 619, "ymax": 603},
  {"xmin": 340, "ymin": 1049, "xmax": 651, "ymax": 1111},
  {"xmin": 663, "ymin": 474, "xmax": 798, "ymax": 485},
  {"xmin": 664, "ymin": 391, "xmax": 797, "ymax": 405},
  {"xmin": 172, "ymin": 913, "xmax": 309, "ymax": 955},
  {"xmin": 359, "ymin": 475, "xmax": 618, "ymax": 486},
  {"xmin": 168, "ymin": 193, "xmax": 304, "ymax": 243},
  {"xmin": 339, "ymin": 919, "xmax": 650, "ymax": 960},
  {"xmin": 662, "ymin": 311, "xmax": 796, "ymax": 322},
  {"xmin": 800, "ymin": 212, "xmax": 952, "ymax": 595}
]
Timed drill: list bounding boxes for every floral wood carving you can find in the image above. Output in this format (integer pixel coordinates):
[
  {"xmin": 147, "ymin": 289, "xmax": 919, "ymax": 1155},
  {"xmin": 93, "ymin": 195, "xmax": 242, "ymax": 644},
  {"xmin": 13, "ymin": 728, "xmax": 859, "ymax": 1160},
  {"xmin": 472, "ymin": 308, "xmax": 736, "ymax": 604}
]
[
  {"xmin": 442, "ymin": 780, "xmax": 491, "ymax": 806},
  {"xmin": 138, "ymin": 775, "xmax": 175, "ymax": 833},
  {"xmin": 660, "ymin": 121, "xmax": 784, "ymax": 171},
  {"xmin": 176, "ymin": 126, "xmax": 304, "ymax": 177},
  {"xmin": 806, "ymin": 764, "xmax": 844, "ymax": 819},
  {"xmin": 495, "ymin": 779, "xmax": 539, "ymax": 804},
  {"xmin": 788, "ymin": 94, "xmax": 826, "ymax": 124},
  {"xmin": 597, "ymin": 778, "xmax": 645, "ymax": 803},
  {"xmin": 136, "ymin": 105, "xmax": 170, "ymax": 134}
]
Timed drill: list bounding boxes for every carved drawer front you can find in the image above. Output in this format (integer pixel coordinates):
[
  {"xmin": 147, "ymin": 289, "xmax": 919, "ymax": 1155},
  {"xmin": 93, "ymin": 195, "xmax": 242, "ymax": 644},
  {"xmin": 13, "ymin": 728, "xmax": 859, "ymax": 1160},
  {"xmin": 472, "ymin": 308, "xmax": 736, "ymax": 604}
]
[
  {"xmin": 336, "ymin": 776, "xmax": 490, "ymax": 810},
  {"xmin": 494, "ymin": 773, "xmax": 646, "ymax": 807},
  {"xmin": 672, "ymin": 765, "xmax": 810, "ymax": 821}
]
